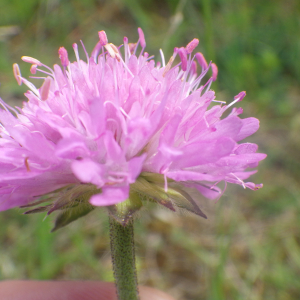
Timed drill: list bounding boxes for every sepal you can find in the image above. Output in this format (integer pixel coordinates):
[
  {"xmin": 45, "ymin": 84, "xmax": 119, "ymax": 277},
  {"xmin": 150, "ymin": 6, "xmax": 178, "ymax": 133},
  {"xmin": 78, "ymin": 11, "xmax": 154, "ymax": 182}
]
[
  {"xmin": 132, "ymin": 173, "xmax": 207, "ymax": 218},
  {"xmin": 21, "ymin": 184, "xmax": 101, "ymax": 231},
  {"xmin": 51, "ymin": 201, "xmax": 95, "ymax": 232}
]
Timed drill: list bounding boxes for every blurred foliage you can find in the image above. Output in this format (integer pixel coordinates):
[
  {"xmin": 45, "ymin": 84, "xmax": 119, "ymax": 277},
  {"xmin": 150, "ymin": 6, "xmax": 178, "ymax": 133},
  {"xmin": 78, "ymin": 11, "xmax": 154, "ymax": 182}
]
[{"xmin": 0, "ymin": 0, "xmax": 300, "ymax": 299}]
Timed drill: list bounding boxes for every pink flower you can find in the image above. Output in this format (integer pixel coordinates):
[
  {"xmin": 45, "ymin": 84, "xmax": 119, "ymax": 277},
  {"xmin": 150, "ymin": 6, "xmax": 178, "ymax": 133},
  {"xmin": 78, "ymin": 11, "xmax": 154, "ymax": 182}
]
[{"xmin": 0, "ymin": 28, "xmax": 266, "ymax": 225}]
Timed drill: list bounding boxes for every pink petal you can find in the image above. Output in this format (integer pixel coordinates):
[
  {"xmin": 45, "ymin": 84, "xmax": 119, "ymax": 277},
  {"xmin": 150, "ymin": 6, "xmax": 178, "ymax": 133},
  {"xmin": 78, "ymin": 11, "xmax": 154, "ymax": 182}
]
[
  {"xmin": 236, "ymin": 117, "xmax": 260, "ymax": 141},
  {"xmin": 127, "ymin": 154, "xmax": 147, "ymax": 183},
  {"xmin": 71, "ymin": 159, "xmax": 105, "ymax": 187},
  {"xmin": 173, "ymin": 137, "xmax": 236, "ymax": 168},
  {"xmin": 89, "ymin": 186, "xmax": 129, "ymax": 206},
  {"xmin": 55, "ymin": 138, "xmax": 91, "ymax": 159}
]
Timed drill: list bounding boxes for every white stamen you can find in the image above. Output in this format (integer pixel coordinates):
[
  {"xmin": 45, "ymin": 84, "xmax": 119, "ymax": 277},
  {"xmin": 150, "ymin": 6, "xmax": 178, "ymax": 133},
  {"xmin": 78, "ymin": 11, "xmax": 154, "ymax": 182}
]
[
  {"xmin": 80, "ymin": 40, "xmax": 90, "ymax": 64},
  {"xmin": 159, "ymin": 49, "xmax": 166, "ymax": 67},
  {"xmin": 164, "ymin": 173, "xmax": 168, "ymax": 192},
  {"xmin": 20, "ymin": 77, "xmax": 40, "ymax": 96},
  {"xmin": 119, "ymin": 107, "xmax": 131, "ymax": 119},
  {"xmin": 230, "ymin": 173, "xmax": 246, "ymax": 189},
  {"xmin": 104, "ymin": 43, "xmax": 121, "ymax": 61},
  {"xmin": 72, "ymin": 43, "xmax": 81, "ymax": 69}
]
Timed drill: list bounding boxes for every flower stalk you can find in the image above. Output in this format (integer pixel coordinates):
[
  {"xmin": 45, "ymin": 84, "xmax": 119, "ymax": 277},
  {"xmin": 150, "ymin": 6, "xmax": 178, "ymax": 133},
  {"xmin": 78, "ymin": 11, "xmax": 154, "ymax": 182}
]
[{"xmin": 109, "ymin": 216, "xmax": 139, "ymax": 300}]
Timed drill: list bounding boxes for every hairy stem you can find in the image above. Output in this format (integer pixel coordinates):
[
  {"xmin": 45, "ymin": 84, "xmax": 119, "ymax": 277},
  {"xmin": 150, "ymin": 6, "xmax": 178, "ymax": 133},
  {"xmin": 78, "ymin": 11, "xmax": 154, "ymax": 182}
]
[{"xmin": 109, "ymin": 216, "xmax": 139, "ymax": 300}]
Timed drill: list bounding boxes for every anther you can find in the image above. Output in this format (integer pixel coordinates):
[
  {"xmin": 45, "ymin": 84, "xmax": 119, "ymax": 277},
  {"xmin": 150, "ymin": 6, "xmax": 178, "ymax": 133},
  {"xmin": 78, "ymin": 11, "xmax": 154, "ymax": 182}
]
[
  {"xmin": 21, "ymin": 56, "xmax": 42, "ymax": 66},
  {"xmin": 72, "ymin": 43, "xmax": 81, "ymax": 65},
  {"xmin": 186, "ymin": 38, "xmax": 199, "ymax": 54},
  {"xmin": 72, "ymin": 43, "xmax": 78, "ymax": 51},
  {"xmin": 13, "ymin": 63, "xmax": 22, "ymax": 86},
  {"xmin": 30, "ymin": 64, "xmax": 37, "ymax": 74},
  {"xmin": 40, "ymin": 77, "xmax": 52, "ymax": 101},
  {"xmin": 163, "ymin": 56, "xmax": 174, "ymax": 77},
  {"xmin": 128, "ymin": 43, "xmax": 137, "ymax": 54},
  {"xmin": 211, "ymin": 63, "xmax": 218, "ymax": 81},
  {"xmin": 98, "ymin": 30, "xmax": 108, "ymax": 46},
  {"xmin": 104, "ymin": 43, "xmax": 121, "ymax": 61},
  {"xmin": 190, "ymin": 61, "xmax": 197, "ymax": 75},
  {"xmin": 195, "ymin": 52, "xmax": 208, "ymax": 70},
  {"xmin": 137, "ymin": 27, "xmax": 146, "ymax": 48},
  {"xmin": 226, "ymin": 91, "xmax": 246, "ymax": 111},
  {"xmin": 25, "ymin": 157, "xmax": 30, "ymax": 172},
  {"xmin": 178, "ymin": 47, "xmax": 187, "ymax": 71},
  {"xmin": 58, "ymin": 47, "xmax": 69, "ymax": 67},
  {"xmin": 234, "ymin": 91, "xmax": 246, "ymax": 102}
]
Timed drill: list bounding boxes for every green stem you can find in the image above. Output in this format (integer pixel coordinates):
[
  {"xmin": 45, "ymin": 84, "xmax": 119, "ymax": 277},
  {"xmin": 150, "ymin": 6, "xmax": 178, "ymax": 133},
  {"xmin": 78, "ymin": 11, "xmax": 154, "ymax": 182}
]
[{"xmin": 109, "ymin": 216, "xmax": 139, "ymax": 300}]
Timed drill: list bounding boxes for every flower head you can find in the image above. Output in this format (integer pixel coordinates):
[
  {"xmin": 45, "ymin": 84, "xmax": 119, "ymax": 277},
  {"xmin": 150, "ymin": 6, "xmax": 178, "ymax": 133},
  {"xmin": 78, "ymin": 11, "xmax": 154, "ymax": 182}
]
[{"xmin": 0, "ymin": 28, "xmax": 266, "ymax": 227}]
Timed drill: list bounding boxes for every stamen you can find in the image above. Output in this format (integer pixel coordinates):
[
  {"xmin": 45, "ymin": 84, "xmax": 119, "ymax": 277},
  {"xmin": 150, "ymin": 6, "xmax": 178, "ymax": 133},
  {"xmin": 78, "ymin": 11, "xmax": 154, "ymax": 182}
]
[
  {"xmin": 225, "ymin": 91, "xmax": 246, "ymax": 110},
  {"xmin": 30, "ymin": 64, "xmax": 37, "ymax": 74},
  {"xmin": 40, "ymin": 77, "xmax": 52, "ymax": 101},
  {"xmin": 211, "ymin": 63, "xmax": 218, "ymax": 81},
  {"xmin": 212, "ymin": 99, "xmax": 226, "ymax": 104},
  {"xmin": 58, "ymin": 47, "xmax": 69, "ymax": 67},
  {"xmin": 110, "ymin": 43, "xmax": 120, "ymax": 54},
  {"xmin": 172, "ymin": 48, "xmax": 179, "ymax": 62},
  {"xmin": 91, "ymin": 41, "xmax": 102, "ymax": 62},
  {"xmin": 119, "ymin": 107, "xmax": 131, "ymax": 119},
  {"xmin": 0, "ymin": 97, "xmax": 18, "ymax": 115},
  {"xmin": 253, "ymin": 183, "xmax": 263, "ymax": 190},
  {"xmin": 21, "ymin": 56, "xmax": 42, "ymax": 66},
  {"xmin": 230, "ymin": 173, "xmax": 246, "ymax": 189},
  {"xmin": 80, "ymin": 40, "xmax": 90, "ymax": 64},
  {"xmin": 25, "ymin": 157, "xmax": 31, "ymax": 172},
  {"xmin": 137, "ymin": 27, "xmax": 146, "ymax": 48},
  {"xmin": 13, "ymin": 63, "xmax": 22, "ymax": 86},
  {"xmin": 20, "ymin": 77, "xmax": 40, "ymax": 96},
  {"xmin": 104, "ymin": 44, "xmax": 134, "ymax": 78},
  {"xmin": 234, "ymin": 91, "xmax": 246, "ymax": 101},
  {"xmin": 98, "ymin": 30, "xmax": 108, "ymax": 46},
  {"xmin": 195, "ymin": 52, "xmax": 208, "ymax": 70},
  {"xmin": 186, "ymin": 38, "xmax": 199, "ymax": 54},
  {"xmin": 190, "ymin": 61, "xmax": 197, "ymax": 75},
  {"xmin": 190, "ymin": 61, "xmax": 212, "ymax": 92},
  {"xmin": 128, "ymin": 43, "xmax": 137, "ymax": 54},
  {"xmin": 162, "ymin": 55, "xmax": 174, "ymax": 77},
  {"xmin": 146, "ymin": 55, "xmax": 155, "ymax": 61},
  {"xmin": 32, "ymin": 68, "xmax": 52, "ymax": 77},
  {"xmin": 72, "ymin": 43, "xmax": 80, "ymax": 62},
  {"xmin": 178, "ymin": 47, "xmax": 187, "ymax": 71},
  {"xmin": 159, "ymin": 49, "xmax": 166, "ymax": 67},
  {"xmin": 164, "ymin": 173, "xmax": 168, "ymax": 192},
  {"xmin": 29, "ymin": 76, "xmax": 51, "ymax": 80},
  {"xmin": 104, "ymin": 43, "xmax": 121, "ymax": 61},
  {"xmin": 203, "ymin": 115, "xmax": 209, "ymax": 128},
  {"xmin": 123, "ymin": 37, "xmax": 129, "ymax": 63},
  {"xmin": 204, "ymin": 77, "xmax": 213, "ymax": 94}
]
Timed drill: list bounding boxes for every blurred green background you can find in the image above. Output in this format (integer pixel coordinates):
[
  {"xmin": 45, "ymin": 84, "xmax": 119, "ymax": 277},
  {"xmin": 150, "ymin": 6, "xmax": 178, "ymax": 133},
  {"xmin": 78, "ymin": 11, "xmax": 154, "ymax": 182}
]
[{"xmin": 0, "ymin": 0, "xmax": 300, "ymax": 299}]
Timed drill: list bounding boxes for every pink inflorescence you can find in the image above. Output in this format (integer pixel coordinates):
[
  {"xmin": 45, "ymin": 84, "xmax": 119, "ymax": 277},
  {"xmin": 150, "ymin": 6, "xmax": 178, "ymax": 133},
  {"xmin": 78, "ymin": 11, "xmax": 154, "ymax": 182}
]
[{"xmin": 0, "ymin": 28, "xmax": 266, "ymax": 217}]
